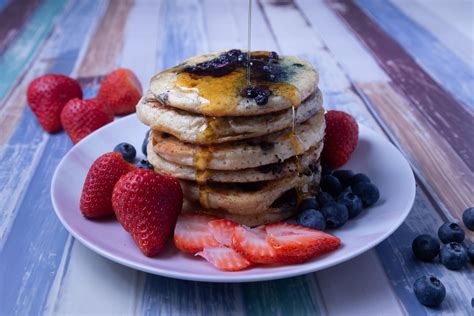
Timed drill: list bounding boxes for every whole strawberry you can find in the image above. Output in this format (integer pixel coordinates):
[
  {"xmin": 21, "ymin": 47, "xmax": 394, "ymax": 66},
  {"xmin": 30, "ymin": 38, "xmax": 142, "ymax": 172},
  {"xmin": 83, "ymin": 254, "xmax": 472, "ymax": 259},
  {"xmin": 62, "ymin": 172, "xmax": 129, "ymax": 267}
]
[
  {"xmin": 80, "ymin": 152, "xmax": 135, "ymax": 218},
  {"xmin": 112, "ymin": 169, "xmax": 183, "ymax": 256},
  {"xmin": 60, "ymin": 98, "xmax": 113, "ymax": 144},
  {"xmin": 322, "ymin": 110, "xmax": 359, "ymax": 169},
  {"xmin": 27, "ymin": 74, "xmax": 83, "ymax": 132},
  {"xmin": 97, "ymin": 68, "xmax": 142, "ymax": 115}
]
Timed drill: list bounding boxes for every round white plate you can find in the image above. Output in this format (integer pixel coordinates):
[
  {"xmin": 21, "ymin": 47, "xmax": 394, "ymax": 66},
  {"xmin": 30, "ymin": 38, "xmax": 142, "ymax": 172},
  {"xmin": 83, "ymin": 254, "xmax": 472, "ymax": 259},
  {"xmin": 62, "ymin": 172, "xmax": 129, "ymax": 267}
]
[{"xmin": 51, "ymin": 114, "xmax": 415, "ymax": 283}]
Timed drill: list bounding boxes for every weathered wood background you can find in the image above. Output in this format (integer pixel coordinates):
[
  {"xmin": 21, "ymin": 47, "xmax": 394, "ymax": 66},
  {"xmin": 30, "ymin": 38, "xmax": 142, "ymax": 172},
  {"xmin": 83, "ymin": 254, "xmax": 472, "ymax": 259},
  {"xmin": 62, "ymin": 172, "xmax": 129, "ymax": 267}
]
[{"xmin": 0, "ymin": 0, "xmax": 473, "ymax": 315}]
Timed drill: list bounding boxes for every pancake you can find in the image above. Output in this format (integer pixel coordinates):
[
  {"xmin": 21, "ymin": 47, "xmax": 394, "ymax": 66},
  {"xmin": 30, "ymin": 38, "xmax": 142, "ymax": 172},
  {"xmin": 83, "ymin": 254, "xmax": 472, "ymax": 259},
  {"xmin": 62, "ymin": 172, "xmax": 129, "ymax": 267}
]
[
  {"xmin": 182, "ymin": 168, "xmax": 321, "ymax": 226},
  {"xmin": 152, "ymin": 109, "xmax": 325, "ymax": 171},
  {"xmin": 138, "ymin": 88, "xmax": 322, "ymax": 145},
  {"xmin": 180, "ymin": 172, "xmax": 315, "ymax": 215},
  {"xmin": 148, "ymin": 139, "xmax": 323, "ymax": 182},
  {"xmin": 148, "ymin": 50, "xmax": 318, "ymax": 117}
]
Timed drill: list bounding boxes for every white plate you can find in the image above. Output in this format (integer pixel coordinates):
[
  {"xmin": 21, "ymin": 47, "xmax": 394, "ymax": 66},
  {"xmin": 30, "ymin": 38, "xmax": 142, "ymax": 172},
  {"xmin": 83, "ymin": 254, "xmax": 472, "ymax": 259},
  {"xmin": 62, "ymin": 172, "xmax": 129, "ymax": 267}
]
[{"xmin": 51, "ymin": 114, "xmax": 415, "ymax": 283}]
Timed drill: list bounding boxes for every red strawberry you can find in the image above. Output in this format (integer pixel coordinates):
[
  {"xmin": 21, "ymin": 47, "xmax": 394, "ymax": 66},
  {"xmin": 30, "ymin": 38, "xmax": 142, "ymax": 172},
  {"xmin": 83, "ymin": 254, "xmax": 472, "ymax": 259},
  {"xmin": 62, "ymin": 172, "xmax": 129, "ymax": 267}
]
[
  {"xmin": 174, "ymin": 213, "xmax": 220, "ymax": 253},
  {"xmin": 208, "ymin": 219, "xmax": 238, "ymax": 247},
  {"xmin": 231, "ymin": 225, "xmax": 278, "ymax": 264},
  {"xmin": 27, "ymin": 74, "xmax": 83, "ymax": 132},
  {"xmin": 80, "ymin": 152, "xmax": 135, "ymax": 219},
  {"xmin": 265, "ymin": 222, "xmax": 341, "ymax": 264},
  {"xmin": 97, "ymin": 68, "xmax": 142, "ymax": 115},
  {"xmin": 196, "ymin": 246, "xmax": 252, "ymax": 271},
  {"xmin": 112, "ymin": 169, "xmax": 183, "ymax": 256},
  {"xmin": 322, "ymin": 110, "xmax": 359, "ymax": 168},
  {"xmin": 60, "ymin": 98, "xmax": 113, "ymax": 144}
]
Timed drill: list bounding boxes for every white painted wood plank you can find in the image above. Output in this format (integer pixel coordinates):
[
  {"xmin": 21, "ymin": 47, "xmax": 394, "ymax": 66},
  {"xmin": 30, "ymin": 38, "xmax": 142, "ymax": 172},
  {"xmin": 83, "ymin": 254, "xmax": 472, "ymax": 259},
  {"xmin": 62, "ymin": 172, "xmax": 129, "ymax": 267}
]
[
  {"xmin": 392, "ymin": 0, "xmax": 474, "ymax": 68},
  {"xmin": 418, "ymin": 0, "xmax": 474, "ymax": 42},
  {"xmin": 296, "ymin": 0, "xmax": 389, "ymax": 83},
  {"xmin": 317, "ymin": 250, "xmax": 406, "ymax": 316}
]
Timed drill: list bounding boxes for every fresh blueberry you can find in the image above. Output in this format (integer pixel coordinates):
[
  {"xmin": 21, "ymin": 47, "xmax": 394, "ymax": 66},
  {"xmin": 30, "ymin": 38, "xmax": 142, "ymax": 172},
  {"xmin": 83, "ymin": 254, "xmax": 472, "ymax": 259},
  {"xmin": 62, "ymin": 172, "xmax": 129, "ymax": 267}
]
[
  {"xmin": 352, "ymin": 182, "xmax": 380, "ymax": 206},
  {"xmin": 437, "ymin": 222, "xmax": 465, "ymax": 243},
  {"xmin": 337, "ymin": 191, "xmax": 363, "ymax": 219},
  {"xmin": 142, "ymin": 130, "xmax": 151, "ymax": 156},
  {"xmin": 321, "ymin": 202, "xmax": 348, "ymax": 228},
  {"xmin": 462, "ymin": 207, "xmax": 474, "ymax": 231},
  {"xmin": 413, "ymin": 276, "xmax": 446, "ymax": 307},
  {"xmin": 350, "ymin": 173, "xmax": 371, "ymax": 185},
  {"xmin": 440, "ymin": 242, "xmax": 468, "ymax": 270},
  {"xmin": 297, "ymin": 209, "xmax": 326, "ymax": 231},
  {"xmin": 299, "ymin": 197, "xmax": 319, "ymax": 212},
  {"xmin": 316, "ymin": 191, "xmax": 334, "ymax": 207},
  {"xmin": 332, "ymin": 170, "xmax": 354, "ymax": 188},
  {"xmin": 467, "ymin": 244, "xmax": 474, "ymax": 264},
  {"xmin": 136, "ymin": 159, "xmax": 154, "ymax": 170},
  {"xmin": 411, "ymin": 234, "xmax": 440, "ymax": 261},
  {"xmin": 114, "ymin": 142, "xmax": 136, "ymax": 163},
  {"xmin": 320, "ymin": 175, "xmax": 343, "ymax": 197},
  {"xmin": 321, "ymin": 166, "xmax": 333, "ymax": 176}
]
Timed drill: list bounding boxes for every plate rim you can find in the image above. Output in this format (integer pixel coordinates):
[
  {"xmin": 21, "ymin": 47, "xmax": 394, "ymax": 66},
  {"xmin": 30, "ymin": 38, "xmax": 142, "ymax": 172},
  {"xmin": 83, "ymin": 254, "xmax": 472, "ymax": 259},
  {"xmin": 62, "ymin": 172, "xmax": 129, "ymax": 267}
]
[{"xmin": 51, "ymin": 115, "xmax": 416, "ymax": 283}]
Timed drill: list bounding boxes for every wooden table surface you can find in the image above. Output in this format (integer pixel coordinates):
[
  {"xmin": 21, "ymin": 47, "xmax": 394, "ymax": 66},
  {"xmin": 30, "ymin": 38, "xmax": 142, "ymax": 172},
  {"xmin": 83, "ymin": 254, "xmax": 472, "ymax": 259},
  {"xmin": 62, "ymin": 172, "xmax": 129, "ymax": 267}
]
[{"xmin": 0, "ymin": 0, "xmax": 473, "ymax": 315}]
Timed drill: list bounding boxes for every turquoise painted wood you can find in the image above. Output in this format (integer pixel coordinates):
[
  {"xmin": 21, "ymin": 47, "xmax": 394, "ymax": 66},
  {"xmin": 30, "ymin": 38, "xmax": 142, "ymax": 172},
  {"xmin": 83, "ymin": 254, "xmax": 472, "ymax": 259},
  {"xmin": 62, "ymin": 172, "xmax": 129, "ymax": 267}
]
[{"xmin": 0, "ymin": 0, "xmax": 472, "ymax": 315}]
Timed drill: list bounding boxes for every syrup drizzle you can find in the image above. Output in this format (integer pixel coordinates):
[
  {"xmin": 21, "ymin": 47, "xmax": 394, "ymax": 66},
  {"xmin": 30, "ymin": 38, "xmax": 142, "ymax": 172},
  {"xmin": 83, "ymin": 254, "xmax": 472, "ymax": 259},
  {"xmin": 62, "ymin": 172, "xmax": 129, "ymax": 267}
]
[{"xmin": 246, "ymin": 0, "xmax": 252, "ymax": 86}]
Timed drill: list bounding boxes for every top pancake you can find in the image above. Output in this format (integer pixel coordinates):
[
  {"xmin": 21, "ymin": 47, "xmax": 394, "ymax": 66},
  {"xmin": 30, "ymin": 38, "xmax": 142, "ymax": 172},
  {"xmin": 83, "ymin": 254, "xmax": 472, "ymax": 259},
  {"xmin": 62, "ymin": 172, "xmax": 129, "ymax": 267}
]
[{"xmin": 148, "ymin": 50, "xmax": 318, "ymax": 117}]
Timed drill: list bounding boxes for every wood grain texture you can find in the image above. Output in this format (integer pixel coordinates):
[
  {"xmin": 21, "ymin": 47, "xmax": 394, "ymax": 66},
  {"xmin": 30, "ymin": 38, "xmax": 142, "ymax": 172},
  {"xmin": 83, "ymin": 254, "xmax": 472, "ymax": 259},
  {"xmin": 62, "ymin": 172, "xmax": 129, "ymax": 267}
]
[
  {"xmin": 0, "ymin": 0, "xmax": 67, "ymax": 102},
  {"xmin": 77, "ymin": 0, "xmax": 134, "ymax": 77},
  {"xmin": 0, "ymin": 1, "xmax": 107, "ymax": 315},
  {"xmin": 356, "ymin": 0, "xmax": 474, "ymax": 109},
  {"xmin": 329, "ymin": 0, "xmax": 474, "ymax": 171}
]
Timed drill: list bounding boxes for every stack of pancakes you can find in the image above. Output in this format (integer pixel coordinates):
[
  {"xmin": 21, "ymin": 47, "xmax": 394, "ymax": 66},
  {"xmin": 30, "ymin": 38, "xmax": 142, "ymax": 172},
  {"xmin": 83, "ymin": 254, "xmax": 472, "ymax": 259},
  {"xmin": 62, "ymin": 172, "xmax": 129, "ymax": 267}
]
[{"xmin": 137, "ymin": 50, "xmax": 325, "ymax": 226}]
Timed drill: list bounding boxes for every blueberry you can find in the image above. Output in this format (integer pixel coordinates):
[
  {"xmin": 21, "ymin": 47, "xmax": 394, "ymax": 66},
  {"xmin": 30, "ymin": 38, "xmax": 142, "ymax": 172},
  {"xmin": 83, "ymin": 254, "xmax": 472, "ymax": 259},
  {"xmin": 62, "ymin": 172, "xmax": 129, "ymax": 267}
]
[
  {"xmin": 320, "ymin": 175, "xmax": 343, "ymax": 197},
  {"xmin": 467, "ymin": 244, "xmax": 474, "ymax": 264},
  {"xmin": 437, "ymin": 222, "xmax": 465, "ymax": 243},
  {"xmin": 411, "ymin": 234, "xmax": 440, "ymax": 261},
  {"xmin": 338, "ymin": 191, "xmax": 363, "ymax": 219},
  {"xmin": 299, "ymin": 197, "xmax": 319, "ymax": 212},
  {"xmin": 440, "ymin": 242, "xmax": 468, "ymax": 270},
  {"xmin": 413, "ymin": 276, "xmax": 446, "ymax": 307},
  {"xmin": 136, "ymin": 159, "xmax": 154, "ymax": 170},
  {"xmin": 332, "ymin": 170, "xmax": 354, "ymax": 188},
  {"xmin": 297, "ymin": 209, "xmax": 326, "ymax": 231},
  {"xmin": 321, "ymin": 166, "xmax": 333, "ymax": 176},
  {"xmin": 316, "ymin": 191, "xmax": 334, "ymax": 207},
  {"xmin": 350, "ymin": 173, "xmax": 371, "ymax": 185},
  {"xmin": 462, "ymin": 207, "xmax": 474, "ymax": 231},
  {"xmin": 142, "ymin": 130, "xmax": 150, "ymax": 156},
  {"xmin": 321, "ymin": 202, "xmax": 348, "ymax": 228},
  {"xmin": 114, "ymin": 142, "xmax": 136, "ymax": 163},
  {"xmin": 352, "ymin": 182, "xmax": 380, "ymax": 206}
]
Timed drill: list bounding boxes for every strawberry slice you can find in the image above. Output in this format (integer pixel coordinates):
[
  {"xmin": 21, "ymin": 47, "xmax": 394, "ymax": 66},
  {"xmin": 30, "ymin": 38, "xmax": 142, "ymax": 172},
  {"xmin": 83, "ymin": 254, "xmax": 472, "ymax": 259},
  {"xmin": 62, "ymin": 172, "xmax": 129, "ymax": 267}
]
[
  {"xmin": 196, "ymin": 246, "xmax": 252, "ymax": 271},
  {"xmin": 265, "ymin": 222, "xmax": 341, "ymax": 264},
  {"xmin": 174, "ymin": 213, "xmax": 220, "ymax": 253},
  {"xmin": 231, "ymin": 226, "xmax": 278, "ymax": 264},
  {"xmin": 208, "ymin": 219, "xmax": 238, "ymax": 247}
]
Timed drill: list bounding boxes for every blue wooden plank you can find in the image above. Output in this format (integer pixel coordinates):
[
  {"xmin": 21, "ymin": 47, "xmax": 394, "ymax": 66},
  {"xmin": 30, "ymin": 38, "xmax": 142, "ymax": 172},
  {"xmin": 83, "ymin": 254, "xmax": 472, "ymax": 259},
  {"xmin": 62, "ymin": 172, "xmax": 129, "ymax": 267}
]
[
  {"xmin": 0, "ymin": 1, "xmax": 106, "ymax": 314},
  {"xmin": 376, "ymin": 189, "xmax": 474, "ymax": 314},
  {"xmin": 356, "ymin": 0, "xmax": 474, "ymax": 109}
]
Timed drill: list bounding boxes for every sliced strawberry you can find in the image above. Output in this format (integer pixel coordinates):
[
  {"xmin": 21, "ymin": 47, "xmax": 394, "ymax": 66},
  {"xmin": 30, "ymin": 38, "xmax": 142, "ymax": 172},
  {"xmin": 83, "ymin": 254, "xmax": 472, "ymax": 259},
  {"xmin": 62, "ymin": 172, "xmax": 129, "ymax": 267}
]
[
  {"xmin": 231, "ymin": 226, "xmax": 277, "ymax": 264},
  {"xmin": 208, "ymin": 219, "xmax": 238, "ymax": 247},
  {"xmin": 265, "ymin": 222, "xmax": 341, "ymax": 264},
  {"xmin": 174, "ymin": 213, "xmax": 220, "ymax": 253},
  {"xmin": 196, "ymin": 246, "xmax": 252, "ymax": 271}
]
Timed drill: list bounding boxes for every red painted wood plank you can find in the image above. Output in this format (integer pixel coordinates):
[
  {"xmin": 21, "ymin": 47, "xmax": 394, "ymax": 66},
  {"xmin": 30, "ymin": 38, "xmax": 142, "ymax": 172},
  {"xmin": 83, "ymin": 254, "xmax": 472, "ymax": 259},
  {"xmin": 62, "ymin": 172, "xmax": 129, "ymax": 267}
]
[{"xmin": 329, "ymin": 0, "xmax": 474, "ymax": 170}]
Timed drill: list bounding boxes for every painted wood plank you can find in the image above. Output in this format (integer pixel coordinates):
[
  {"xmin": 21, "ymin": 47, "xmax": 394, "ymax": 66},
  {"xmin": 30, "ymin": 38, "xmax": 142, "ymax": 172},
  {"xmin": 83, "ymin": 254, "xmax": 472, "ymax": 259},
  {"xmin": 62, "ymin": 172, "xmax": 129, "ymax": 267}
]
[
  {"xmin": 391, "ymin": 0, "xmax": 474, "ymax": 69},
  {"xmin": 0, "ymin": 0, "xmax": 42, "ymax": 55},
  {"xmin": 329, "ymin": 0, "xmax": 473, "ymax": 171},
  {"xmin": 356, "ymin": 0, "xmax": 474, "ymax": 109},
  {"xmin": 0, "ymin": 1, "xmax": 107, "ymax": 315},
  {"xmin": 77, "ymin": 0, "xmax": 135, "ymax": 77},
  {"xmin": 0, "ymin": 0, "xmax": 68, "ymax": 102},
  {"xmin": 419, "ymin": 0, "xmax": 474, "ymax": 42}
]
